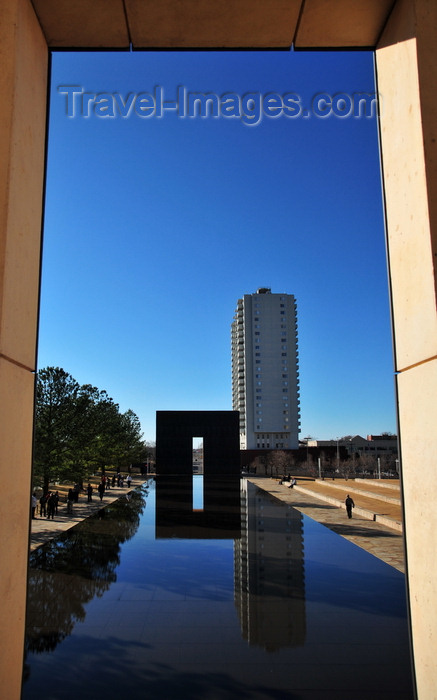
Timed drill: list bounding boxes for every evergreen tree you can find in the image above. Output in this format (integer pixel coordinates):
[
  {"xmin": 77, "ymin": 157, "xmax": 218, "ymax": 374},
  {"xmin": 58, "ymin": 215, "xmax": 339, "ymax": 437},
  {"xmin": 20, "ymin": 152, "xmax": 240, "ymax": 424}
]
[
  {"xmin": 34, "ymin": 367, "xmax": 146, "ymax": 490},
  {"xmin": 34, "ymin": 367, "xmax": 82, "ymax": 492}
]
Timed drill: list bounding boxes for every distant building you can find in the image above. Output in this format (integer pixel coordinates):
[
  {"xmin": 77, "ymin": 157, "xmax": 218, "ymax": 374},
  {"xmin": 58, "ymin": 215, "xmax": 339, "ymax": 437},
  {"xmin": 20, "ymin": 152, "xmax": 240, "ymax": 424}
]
[
  {"xmin": 192, "ymin": 447, "xmax": 203, "ymax": 474},
  {"xmin": 367, "ymin": 434, "xmax": 398, "ymax": 449},
  {"xmin": 307, "ymin": 435, "xmax": 398, "ymax": 461},
  {"xmin": 231, "ymin": 288, "xmax": 300, "ymax": 450}
]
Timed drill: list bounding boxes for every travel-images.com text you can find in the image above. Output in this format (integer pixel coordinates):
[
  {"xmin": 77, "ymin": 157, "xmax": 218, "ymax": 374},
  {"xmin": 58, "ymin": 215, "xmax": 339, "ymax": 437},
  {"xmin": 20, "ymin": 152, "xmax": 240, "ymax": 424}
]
[{"xmin": 58, "ymin": 86, "xmax": 379, "ymax": 126}]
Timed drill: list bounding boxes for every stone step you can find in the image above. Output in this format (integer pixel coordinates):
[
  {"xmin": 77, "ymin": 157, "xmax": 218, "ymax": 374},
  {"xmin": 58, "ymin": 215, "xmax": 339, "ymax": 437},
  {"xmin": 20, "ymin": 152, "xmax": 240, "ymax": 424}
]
[
  {"xmin": 315, "ymin": 480, "xmax": 401, "ymax": 505},
  {"xmin": 285, "ymin": 480, "xmax": 403, "ymax": 532},
  {"xmin": 354, "ymin": 478, "xmax": 400, "ymax": 491}
]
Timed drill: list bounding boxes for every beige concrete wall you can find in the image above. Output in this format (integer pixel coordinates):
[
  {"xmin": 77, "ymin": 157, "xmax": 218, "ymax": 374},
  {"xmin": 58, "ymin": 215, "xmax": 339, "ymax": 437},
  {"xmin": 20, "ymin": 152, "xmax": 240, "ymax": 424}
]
[
  {"xmin": 377, "ymin": 1, "xmax": 437, "ymax": 697},
  {"xmin": 0, "ymin": 0, "xmax": 47, "ymax": 696},
  {"xmin": 30, "ymin": 0, "xmax": 397, "ymax": 50}
]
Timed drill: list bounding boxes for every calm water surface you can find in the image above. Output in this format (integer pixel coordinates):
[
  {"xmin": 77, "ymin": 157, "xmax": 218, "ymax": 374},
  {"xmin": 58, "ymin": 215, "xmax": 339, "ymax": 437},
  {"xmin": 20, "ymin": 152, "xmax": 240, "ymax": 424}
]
[{"xmin": 22, "ymin": 477, "xmax": 414, "ymax": 700}]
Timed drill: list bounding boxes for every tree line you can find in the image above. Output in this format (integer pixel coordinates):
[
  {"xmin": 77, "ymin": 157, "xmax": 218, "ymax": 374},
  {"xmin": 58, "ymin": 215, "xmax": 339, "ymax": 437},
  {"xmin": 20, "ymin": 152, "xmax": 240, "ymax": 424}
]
[
  {"xmin": 33, "ymin": 367, "xmax": 149, "ymax": 493},
  {"xmin": 250, "ymin": 449, "xmax": 398, "ymax": 478}
]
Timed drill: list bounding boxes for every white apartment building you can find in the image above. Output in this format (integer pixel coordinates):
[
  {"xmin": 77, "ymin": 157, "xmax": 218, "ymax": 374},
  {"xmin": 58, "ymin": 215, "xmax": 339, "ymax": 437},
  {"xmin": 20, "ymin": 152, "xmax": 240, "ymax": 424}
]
[{"xmin": 231, "ymin": 288, "xmax": 300, "ymax": 450}]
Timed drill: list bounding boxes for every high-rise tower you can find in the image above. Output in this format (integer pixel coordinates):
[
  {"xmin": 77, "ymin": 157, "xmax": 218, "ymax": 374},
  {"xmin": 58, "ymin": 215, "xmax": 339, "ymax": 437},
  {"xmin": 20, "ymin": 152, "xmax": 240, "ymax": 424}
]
[{"xmin": 231, "ymin": 288, "xmax": 300, "ymax": 450}]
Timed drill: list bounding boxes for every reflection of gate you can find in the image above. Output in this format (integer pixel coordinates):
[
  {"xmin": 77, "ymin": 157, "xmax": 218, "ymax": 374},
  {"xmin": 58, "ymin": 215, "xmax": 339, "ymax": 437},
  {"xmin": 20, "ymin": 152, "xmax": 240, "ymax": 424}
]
[
  {"xmin": 155, "ymin": 411, "xmax": 240, "ymax": 475},
  {"xmin": 155, "ymin": 475, "xmax": 241, "ymax": 539}
]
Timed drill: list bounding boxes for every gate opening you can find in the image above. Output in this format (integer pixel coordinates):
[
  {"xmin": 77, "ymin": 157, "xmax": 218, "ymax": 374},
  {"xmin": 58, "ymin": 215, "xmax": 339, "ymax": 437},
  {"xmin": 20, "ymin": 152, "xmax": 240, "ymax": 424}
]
[{"xmin": 192, "ymin": 437, "xmax": 204, "ymax": 510}]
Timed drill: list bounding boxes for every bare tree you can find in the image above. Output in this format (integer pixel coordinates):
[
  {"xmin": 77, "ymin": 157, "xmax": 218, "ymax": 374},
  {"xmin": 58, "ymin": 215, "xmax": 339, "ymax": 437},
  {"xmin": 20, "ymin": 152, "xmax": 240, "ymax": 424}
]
[
  {"xmin": 266, "ymin": 451, "xmax": 293, "ymax": 478},
  {"xmin": 250, "ymin": 455, "xmax": 267, "ymax": 475}
]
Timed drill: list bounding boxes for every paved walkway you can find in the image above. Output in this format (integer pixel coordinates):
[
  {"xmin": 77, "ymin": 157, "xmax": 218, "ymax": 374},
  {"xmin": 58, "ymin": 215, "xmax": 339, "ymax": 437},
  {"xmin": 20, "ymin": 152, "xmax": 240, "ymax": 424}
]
[
  {"xmin": 30, "ymin": 476, "xmax": 149, "ymax": 552},
  {"xmin": 248, "ymin": 477, "xmax": 406, "ymax": 573}
]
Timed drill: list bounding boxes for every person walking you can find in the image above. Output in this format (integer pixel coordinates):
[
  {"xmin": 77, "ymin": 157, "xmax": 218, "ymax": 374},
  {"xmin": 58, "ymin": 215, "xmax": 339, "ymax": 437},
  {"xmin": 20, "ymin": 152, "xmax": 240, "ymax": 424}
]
[
  {"xmin": 87, "ymin": 483, "xmax": 93, "ymax": 502},
  {"xmin": 31, "ymin": 493, "xmax": 38, "ymax": 519},
  {"xmin": 98, "ymin": 482, "xmax": 105, "ymax": 501},
  {"xmin": 39, "ymin": 492, "xmax": 48, "ymax": 517},
  {"xmin": 345, "ymin": 494, "xmax": 355, "ymax": 519},
  {"xmin": 126, "ymin": 474, "xmax": 132, "ymax": 489},
  {"xmin": 67, "ymin": 488, "xmax": 75, "ymax": 515},
  {"xmin": 53, "ymin": 491, "xmax": 59, "ymax": 515},
  {"xmin": 47, "ymin": 492, "xmax": 56, "ymax": 520}
]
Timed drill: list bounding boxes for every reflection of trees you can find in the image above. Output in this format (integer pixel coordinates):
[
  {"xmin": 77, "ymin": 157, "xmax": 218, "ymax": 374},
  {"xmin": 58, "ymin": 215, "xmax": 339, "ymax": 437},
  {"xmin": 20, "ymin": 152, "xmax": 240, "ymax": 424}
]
[{"xmin": 25, "ymin": 487, "xmax": 147, "ymax": 656}]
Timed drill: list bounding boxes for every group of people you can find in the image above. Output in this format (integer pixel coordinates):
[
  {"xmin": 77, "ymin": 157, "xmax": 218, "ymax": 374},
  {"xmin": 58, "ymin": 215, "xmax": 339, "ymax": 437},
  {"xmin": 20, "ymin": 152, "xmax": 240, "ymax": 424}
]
[
  {"xmin": 278, "ymin": 476, "xmax": 297, "ymax": 488},
  {"xmin": 31, "ymin": 491, "xmax": 59, "ymax": 520},
  {"xmin": 31, "ymin": 471, "xmax": 134, "ymax": 519},
  {"xmin": 68, "ymin": 472, "xmax": 133, "ymax": 507},
  {"xmin": 92, "ymin": 472, "xmax": 133, "ymax": 501}
]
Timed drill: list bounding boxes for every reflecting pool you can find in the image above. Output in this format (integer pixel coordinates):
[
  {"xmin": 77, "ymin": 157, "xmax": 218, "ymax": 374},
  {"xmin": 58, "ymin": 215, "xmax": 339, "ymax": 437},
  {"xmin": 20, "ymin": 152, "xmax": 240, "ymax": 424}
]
[{"xmin": 22, "ymin": 477, "xmax": 414, "ymax": 700}]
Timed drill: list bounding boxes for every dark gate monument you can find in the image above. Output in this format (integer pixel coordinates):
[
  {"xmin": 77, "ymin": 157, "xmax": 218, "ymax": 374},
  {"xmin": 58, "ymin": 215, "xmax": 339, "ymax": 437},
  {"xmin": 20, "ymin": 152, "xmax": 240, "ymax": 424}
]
[{"xmin": 156, "ymin": 410, "xmax": 240, "ymax": 475}]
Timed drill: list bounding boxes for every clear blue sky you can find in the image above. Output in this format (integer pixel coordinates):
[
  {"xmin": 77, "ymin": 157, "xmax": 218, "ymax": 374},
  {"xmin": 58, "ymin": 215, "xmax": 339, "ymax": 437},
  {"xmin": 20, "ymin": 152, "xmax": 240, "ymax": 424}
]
[{"xmin": 37, "ymin": 49, "xmax": 396, "ymax": 443}]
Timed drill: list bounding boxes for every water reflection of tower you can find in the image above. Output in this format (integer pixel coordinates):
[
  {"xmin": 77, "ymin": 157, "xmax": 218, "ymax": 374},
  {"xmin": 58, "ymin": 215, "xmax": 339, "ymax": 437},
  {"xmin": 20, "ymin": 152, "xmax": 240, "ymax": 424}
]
[{"xmin": 234, "ymin": 480, "xmax": 306, "ymax": 650}]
